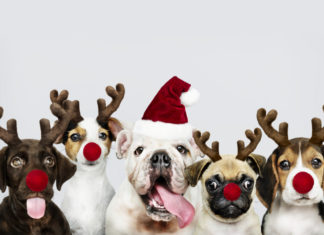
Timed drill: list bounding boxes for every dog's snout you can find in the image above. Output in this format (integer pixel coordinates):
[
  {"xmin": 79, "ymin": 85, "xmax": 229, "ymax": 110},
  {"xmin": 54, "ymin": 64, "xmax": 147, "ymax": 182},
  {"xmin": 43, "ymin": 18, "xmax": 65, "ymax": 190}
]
[
  {"xmin": 292, "ymin": 171, "xmax": 314, "ymax": 194},
  {"xmin": 83, "ymin": 142, "xmax": 101, "ymax": 162},
  {"xmin": 150, "ymin": 152, "xmax": 171, "ymax": 168},
  {"xmin": 26, "ymin": 169, "xmax": 48, "ymax": 192}
]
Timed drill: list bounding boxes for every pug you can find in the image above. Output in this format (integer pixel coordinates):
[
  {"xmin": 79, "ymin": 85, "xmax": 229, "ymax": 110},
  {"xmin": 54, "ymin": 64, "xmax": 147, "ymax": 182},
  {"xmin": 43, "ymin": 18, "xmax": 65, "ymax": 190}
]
[{"xmin": 185, "ymin": 129, "xmax": 265, "ymax": 235}]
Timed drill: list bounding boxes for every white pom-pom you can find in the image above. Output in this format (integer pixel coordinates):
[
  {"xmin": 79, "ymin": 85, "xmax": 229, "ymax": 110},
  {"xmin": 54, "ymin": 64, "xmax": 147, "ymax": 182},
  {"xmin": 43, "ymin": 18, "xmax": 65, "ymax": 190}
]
[{"xmin": 180, "ymin": 87, "xmax": 200, "ymax": 106}]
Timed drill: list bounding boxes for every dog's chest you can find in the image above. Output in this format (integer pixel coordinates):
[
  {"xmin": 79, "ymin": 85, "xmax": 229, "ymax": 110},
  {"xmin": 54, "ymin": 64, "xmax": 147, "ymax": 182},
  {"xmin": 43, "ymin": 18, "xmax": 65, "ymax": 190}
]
[
  {"xmin": 264, "ymin": 201, "xmax": 324, "ymax": 235},
  {"xmin": 62, "ymin": 170, "xmax": 114, "ymax": 232}
]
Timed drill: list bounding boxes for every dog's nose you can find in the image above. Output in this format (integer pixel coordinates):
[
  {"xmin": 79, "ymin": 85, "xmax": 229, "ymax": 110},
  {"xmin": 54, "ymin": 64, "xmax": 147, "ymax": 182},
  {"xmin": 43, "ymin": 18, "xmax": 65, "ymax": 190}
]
[
  {"xmin": 293, "ymin": 171, "xmax": 314, "ymax": 194},
  {"xmin": 26, "ymin": 169, "xmax": 48, "ymax": 192},
  {"xmin": 223, "ymin": 183, "xmax": 241, "ymax": 201},
  {"xmin": 150, "ymin": 152, "xmax": 171, "ymax": 168},
  {"xmin": 83, "ymin": 142, "xmax": 102, "ymax": 161}
]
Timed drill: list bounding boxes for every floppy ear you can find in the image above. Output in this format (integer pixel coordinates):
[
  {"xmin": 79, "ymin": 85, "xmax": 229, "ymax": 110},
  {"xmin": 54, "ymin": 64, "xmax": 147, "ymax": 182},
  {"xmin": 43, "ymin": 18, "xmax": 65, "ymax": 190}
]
[
  {"xmin": 0, "ymin": 147, "xmax": 8, "ymax": 193},
  {"xmin": 184, "ymin": 159, "xmax": 211, "ymax": 187},
  {"xmin": 256, "ymin": 153, "xmax": 279, "ymax": 212},
  {"xmin": 53, "ymin": 147, "xmax": 76, "ymax": 190},
  {"xmin": 116, "ymin": 130, "xmax": 132, "ymax": 159},
  {"xmin": 246, "ymin": 153, "xmax": 266, "ymax": 176},
  {"xmin": 108, "ymin": 117, "xmax": 123, "ymax": 141}
]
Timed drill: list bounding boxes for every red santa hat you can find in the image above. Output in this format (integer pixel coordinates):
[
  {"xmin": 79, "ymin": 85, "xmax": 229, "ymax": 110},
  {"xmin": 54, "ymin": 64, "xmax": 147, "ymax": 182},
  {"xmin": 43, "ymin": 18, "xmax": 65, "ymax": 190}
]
[{"xmin": 133, "ymin": 76, "xmax": 199, "ymax": 140}]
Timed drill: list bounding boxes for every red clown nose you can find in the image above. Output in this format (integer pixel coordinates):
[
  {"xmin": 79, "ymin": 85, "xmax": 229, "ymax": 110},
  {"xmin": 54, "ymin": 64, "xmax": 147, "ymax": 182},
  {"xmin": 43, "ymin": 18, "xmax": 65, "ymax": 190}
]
[
  {"xmin": 83, "ymin": 142, "xmax": 101, "ymax": 162},
  {"xmin": 26, "ymin": 170, "xmax": 48, "ymax": 192},
  {"xmin": 223, "ymin": 183, "xmax": 241, "ymax": 201},
  {"xmin": 293, "ymin": 171, "xmax": 314, "ymax": 194}
]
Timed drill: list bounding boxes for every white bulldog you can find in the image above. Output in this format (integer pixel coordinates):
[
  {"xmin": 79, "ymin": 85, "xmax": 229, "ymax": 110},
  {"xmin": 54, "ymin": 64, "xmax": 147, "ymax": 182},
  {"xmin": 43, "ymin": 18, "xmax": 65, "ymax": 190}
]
[
  {"xmin": 105, "ymin": 130, "xmax": 202, "ymax": 235},
  {"xmin": 105, "ymin": 76, "xmax": 201, "ymax": 235}
]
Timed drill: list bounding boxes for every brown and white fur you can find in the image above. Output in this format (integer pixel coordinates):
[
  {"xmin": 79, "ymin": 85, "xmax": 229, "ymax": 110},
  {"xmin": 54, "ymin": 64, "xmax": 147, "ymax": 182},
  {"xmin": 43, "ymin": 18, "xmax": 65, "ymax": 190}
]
[
  {"xmin": 185, "ymin": 129, "xmax": 265, "ymax": 235},
  {"xmin": 105, "ymin": 130, "xmax": 203, "ymax": 235},
  {"xmin": 50, "ymin": 86, "xmax": 124, "ymax": 235},
  {"xmin": 256, "ymin": 108, "xmax": 324, "ymax": 235}
]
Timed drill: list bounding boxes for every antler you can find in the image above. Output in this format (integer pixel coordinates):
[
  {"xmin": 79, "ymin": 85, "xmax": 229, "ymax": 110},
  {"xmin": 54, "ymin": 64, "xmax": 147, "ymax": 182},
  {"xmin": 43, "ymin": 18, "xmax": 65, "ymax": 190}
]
[
  {"xmin": 40, "ymin": 101, "xmax": 76, "ymax": 146},
  {"xmin": 50, "ymin": 89, "xmax": 83, "ymax": 124},
  {"xmin": 309, "ymin": 118, "xmax": 324, "ymax": 146},
  {"xmin": 257, "ymin": 108, "xmax": 290, "ymax": 147},
  {"xmin": 96, "ymin": 84, "xmax": 125, "ymax": 125},
  {"xmin": 236, "ymin": 128, "xmax": 262, "ymax": 161},
  {"xmin": 193, "ymin": 131, "xmax": 221, "ymax": 162},
  {"xmin": 0, "ymin": 107, "xmax": 22, "ymax": 146}
]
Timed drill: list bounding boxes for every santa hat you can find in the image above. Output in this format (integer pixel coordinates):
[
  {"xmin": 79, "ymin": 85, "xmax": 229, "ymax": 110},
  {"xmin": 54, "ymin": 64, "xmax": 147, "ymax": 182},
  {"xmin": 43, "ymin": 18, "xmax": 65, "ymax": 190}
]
[{"xmin": 133, "ymin": 76, "xmax": 199, "ymax": 140}]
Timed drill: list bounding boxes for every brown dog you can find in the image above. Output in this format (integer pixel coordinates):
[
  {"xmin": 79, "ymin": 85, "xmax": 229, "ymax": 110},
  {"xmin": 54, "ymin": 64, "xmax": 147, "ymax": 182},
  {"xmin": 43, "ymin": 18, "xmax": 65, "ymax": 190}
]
[{"xmin": 0, "ymin": 103, "xmax": 77, "ymax": 235}]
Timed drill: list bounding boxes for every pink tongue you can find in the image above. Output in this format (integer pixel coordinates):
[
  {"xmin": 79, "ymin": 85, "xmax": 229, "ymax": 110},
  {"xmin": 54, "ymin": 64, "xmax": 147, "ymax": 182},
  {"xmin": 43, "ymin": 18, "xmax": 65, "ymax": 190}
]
[
  {"xmin": 154, "ymin": 184, "xmax": 195, "ymax": 228},
  {"xmin": 26, "ymin": 197, "xmax": 46, "ymax": 219}
]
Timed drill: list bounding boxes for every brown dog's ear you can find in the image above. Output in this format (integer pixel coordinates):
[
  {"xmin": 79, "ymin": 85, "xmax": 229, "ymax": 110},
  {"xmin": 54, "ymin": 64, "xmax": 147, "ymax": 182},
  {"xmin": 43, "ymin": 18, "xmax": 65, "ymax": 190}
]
[
  {"xmin": 108, "ymin": 117, "xmax": 123, "ymax": 141},
  {"xmin": 256, "ymin": 153, "xmax": 279, "ymax": 212},
  {"xmin": 246, "ymin": 153, "xmax": 266, "ymax": 176},
  {"xmin": 185, "ymin": 159, "xmax": 211, "ymax": 187},
  {"xmin": 53, "ymin": 147, "xmax": 76, "ymax": 190},
  {"xmin": 0, "ymin": 147, "xmax": 8, "ymax": 193}
]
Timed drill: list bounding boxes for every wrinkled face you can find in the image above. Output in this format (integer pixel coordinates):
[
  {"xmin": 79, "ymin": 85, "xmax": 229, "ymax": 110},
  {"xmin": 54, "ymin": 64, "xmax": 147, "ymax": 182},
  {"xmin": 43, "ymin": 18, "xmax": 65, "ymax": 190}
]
[
  {"xmin": 63, "ymin": 118, "xmax": 113, "ymax": 169},
  {"xmin": 201, "ymin": 155, "xmax": 257, "ymax": 222},
  {"xmin": 117, "ymin": 130, "xmax": 201, "ymax": 222},
  {"xmin": 4, "ymin": 140, "xmax": 58, "ymax": 202},
  {"xmin": 275, "ymin": 139, "xmax": 324, "ymax": 206}
]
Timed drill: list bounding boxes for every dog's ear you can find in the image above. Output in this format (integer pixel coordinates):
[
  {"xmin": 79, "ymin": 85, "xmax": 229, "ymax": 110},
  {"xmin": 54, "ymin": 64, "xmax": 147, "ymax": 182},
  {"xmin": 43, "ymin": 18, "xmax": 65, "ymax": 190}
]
[
  {"xmin": 116, "ymin": 130, "xmax": 132, "ymax": 159},
  {"xmin": 53, "ymin": 147, "xmax": 76, "ymax": 190},
  {"xmin": 246, "ymin": 153, "xmax": 266, "ymax": 176},
  {"xmin": 185, "ymin": 159, "xmax": 211, "ymax": 187},
  {"xmin": 108, "ymin": 117, "xmax": 123, "ymax": 141},
  {"xmin": 0, "ymin": 147, "xmax": 8, "ymax": 193},
  {"xmin": 256, "ymin": 153, "xmax": 279, "ymax": 212}
]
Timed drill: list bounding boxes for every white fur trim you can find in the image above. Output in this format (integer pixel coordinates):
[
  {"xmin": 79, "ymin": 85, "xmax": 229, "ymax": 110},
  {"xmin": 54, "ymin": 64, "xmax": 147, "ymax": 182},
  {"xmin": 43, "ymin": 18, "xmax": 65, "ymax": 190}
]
[
  {"xmin": 133, "ymin": 120, "xmax": 192, "ymax": 140},
  {"xmin": 180, "ymin": 87, "xmax": 200, "ymax": 106}
]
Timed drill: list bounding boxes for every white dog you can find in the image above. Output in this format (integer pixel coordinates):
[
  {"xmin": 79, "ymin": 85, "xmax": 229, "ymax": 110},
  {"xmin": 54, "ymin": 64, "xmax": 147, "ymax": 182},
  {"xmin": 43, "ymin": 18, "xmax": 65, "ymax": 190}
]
[
  {"xmin": 50, "ymin": 85, "xmax": 124, "ymax": 235},
  {"xmin": 105, "ymin": 76, "xmax": 201, "ymax": 235}
]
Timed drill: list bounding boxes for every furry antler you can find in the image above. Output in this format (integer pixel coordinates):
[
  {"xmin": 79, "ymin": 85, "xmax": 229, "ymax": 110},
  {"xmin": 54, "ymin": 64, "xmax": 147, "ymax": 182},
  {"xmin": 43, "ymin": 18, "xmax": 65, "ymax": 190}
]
[
  {"xmin": 193, "ymin": 131, "xmax": 221, "ymax": 162},
  {"xmin": 236, "ymin": 128, "xmax": 262, "ymax": 161},
  {"xmin": 96, "ymin": 84, "xmax": 125, "ymax": 125},
  {"xmin": 257, "ymin": 108, "xmax": 290, "ymax": 147},
  {"xmin": 50, "ymin": 89, "xmax": 83, "ymax": 124},
  {"xmin": 309, "ymin": 118, "xmax": 324, "ymax": 146},
  {"xmin": 0, "ymin": 107, "xmax": 22, "ymax": 146}
]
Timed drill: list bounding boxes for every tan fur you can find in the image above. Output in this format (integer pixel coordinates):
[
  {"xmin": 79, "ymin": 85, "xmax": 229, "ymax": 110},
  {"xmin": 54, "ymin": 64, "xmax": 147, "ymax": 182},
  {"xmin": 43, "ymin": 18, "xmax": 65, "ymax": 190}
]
[
  {"xmin": 99, "ymin": 127, "xmax": 112, "ymax": 153},
  {"xmin": 65, "ymin": 126, "xmax": 86, "ymax": 161},
  {"xmin": 277, "ymin": 148, "xmax": 298, "ymax": 190},
  {"xmin": 302, "ymin": 146, "xmax": 324, "ymax": 188}
]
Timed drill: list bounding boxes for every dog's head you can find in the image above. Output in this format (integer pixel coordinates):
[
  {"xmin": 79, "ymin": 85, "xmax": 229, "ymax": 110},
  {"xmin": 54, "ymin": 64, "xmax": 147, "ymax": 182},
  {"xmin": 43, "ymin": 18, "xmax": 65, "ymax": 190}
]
[
  {"xmin": 51, "ymin": 84, "xmax": 124, "ymax": 170},
  {"xmin": 116, "ymin": 128, "xmax": 202, "ymax": 225},
  {"xmin": 256, "ymin": 108, "xmax": 324, "ymax": 211},
  {"xmin": 185, "ymin": 129, "xmax": 265, "ymax": 223},
  {"xmin": 0, "ymin": 105, "xmax": 76, "ymax": 219}
]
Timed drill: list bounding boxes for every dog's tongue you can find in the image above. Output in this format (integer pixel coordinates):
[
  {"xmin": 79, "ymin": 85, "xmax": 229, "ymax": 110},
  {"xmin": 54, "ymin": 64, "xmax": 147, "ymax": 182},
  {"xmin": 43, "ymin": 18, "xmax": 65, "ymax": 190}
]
[
  {"xmin": 26, "ymin": 197, "xmax": 46, "ymax": 219},
  {"xmin": 154, "ymin": 184, "xmax": 195, "ymax": 228}
]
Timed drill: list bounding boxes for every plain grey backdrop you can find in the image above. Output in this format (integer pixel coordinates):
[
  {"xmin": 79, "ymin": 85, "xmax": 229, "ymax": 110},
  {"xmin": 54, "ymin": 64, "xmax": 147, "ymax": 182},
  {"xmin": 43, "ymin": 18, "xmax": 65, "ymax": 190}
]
[{"xmin": 1, "ymin": 0, "xmax": 324, "ymax": 220}]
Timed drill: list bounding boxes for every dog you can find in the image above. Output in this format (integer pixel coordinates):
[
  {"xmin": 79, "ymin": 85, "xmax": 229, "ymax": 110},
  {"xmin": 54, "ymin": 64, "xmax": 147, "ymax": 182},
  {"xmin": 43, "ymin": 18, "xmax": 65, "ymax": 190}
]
[
  {"xmin": 50, "ymin": 84, "xmax": 124, "ymax": 235},
  {"xmin": 0, "ymin": 104, "xmax": 76, "ymax": 235},
  {"xmin": 256, "ymin": 108, "xmax": 324, "ymax": 235},
  {"xmin": 185, "ymin": 128, "xmax": 265, "ymax": 235},
  {"xmin": 105, "ymin": 76, "xmax": 201, "ymax": 235}
]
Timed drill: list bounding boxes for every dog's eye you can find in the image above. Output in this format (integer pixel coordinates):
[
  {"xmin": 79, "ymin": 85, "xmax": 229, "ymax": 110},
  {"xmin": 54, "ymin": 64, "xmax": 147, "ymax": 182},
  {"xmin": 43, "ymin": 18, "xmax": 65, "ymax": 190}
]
[
  {"xmin": 99, "ymin": 132, "xmax": 107, "ymax": 140},
  {"xmin": 176, "ymin": 145, "xmax": 188, "ymax": 154},
  {"xmin": 70, "ymin": 133, "xmax": 81, "ymax": 142},
  {"xmin": 134, "ymin": 147, "xmax": 144, "ymax": 156},
  {"xmin": 311, "ymin": 158, "xmax": 322, "ymax": 169},
  {"xmin": 11, "ymin": 156, "xmax": 25, "ymax": 168},
  {"xmin": 279, "ymin": 160, "xmax": 290, "ymax": 170},
  {"xmin": 242, "ymin": 179, "xmax": 254, "ymax": 190},
  {"xmin": 206, "ymin": 180, "xmax": 219, "ymax": 192},
  {"xmin": 44, "ymin": 156, "xmax": 55, "ymax": 167}
]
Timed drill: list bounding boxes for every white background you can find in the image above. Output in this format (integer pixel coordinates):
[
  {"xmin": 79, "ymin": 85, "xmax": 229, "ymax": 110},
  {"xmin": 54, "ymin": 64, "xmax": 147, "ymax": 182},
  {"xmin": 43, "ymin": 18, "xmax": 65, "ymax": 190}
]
[{"xmin": 1, "ymin": 0, "xmax": 324, "ymax": 220}]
